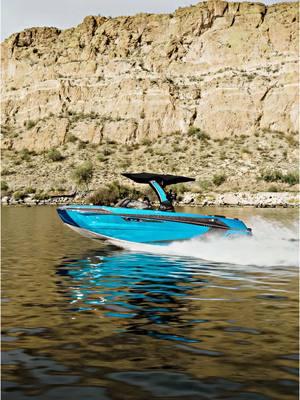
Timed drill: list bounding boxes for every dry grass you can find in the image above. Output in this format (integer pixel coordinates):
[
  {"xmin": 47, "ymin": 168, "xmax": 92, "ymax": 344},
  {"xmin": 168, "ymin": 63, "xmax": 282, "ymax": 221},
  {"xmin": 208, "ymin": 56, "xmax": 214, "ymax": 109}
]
[{"xmin": 1, "ymin": 129, "xmax": 299, "ymax": 194}]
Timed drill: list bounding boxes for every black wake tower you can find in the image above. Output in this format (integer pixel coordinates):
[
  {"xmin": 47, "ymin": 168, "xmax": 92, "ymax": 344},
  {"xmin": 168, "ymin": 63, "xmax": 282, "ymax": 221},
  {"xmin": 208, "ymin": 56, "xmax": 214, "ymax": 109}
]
[{"xmin": 122, "ymin": 173, "xmax": 195, "ymax": 211}]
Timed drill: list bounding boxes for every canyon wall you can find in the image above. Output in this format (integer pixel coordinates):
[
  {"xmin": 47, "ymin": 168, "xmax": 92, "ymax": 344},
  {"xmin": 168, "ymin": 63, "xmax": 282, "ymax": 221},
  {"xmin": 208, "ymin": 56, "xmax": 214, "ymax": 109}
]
[{"xmin": 1, "ymin": 1, "xmax": 299, "ymax": 152}]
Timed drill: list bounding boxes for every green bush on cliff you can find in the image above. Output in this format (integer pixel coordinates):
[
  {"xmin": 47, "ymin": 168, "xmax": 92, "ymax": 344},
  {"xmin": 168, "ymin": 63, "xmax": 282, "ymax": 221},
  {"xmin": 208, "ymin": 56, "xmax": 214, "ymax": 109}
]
[
  {"xmin": 13, "ymin": 191, "xmax": 27, "ymax": 201},
  {"xmin": 77, "ymin": 140, "xmax": 87, "ymax": 150},
  {"xmin": 281, "ymin": 171, "xmax": 299, "ymax": 185},
  {"xmin": 260, "ymin": 170, "xmax": 299, "ymax": 185},
  {"xmin": 73, "ymin": 161, "xmax": 94, "ymax": 188},
  {"xmin": 20, "ymin": 148, "xmax": 31, "ymax": 161},
  {"xmin": 198, "ymin": 180, "xmax": 212, "ymax": 191},
  {"xmin": 88, "ymin": 185, "xmax": 119, "ymax": 205},
  {"xmin": 260, "ymin": 170, "xmax": 283, "ymax": 182},
  {"xmin": 23, "ymin": 187, "xmax": 36, "ymax": 194},
  {"xmin": 213, "ymin": 174, "xmax": 227, "ymax": 186},
  {"xmin": 1, "ymin": 181, "xmax": 8, "ymax": 191},
  {"xmin": 26, "ymin": 120, "xmax": 36, "ymax": 129},
  {"xmin": 187, "ymin": 126, "xmax": 210, "ymax": 140},
  {"xmin": 33, "ymin": 192, "xmax": 50, "ymax": 201},
  {"xmin": 267, "ymin": 185, "xmax": 279, "ymax": 192},
  {"xmin": 1, "ymin": 168, "xmax": 13, "ymax": 176},
  {"xmin": 88, "ymin": 182, "xmax": 140, "ymax": 205},
  {"xmin": 67, "ymin": 134, "xmax": 78, "ymax": 143},
  {"xmin": 97, "ymin": 154, "xmax": 107, "ymax": 162},
  {"xmin": 47, "ymin": 148, "xmax": 64, "ymax": 162}
]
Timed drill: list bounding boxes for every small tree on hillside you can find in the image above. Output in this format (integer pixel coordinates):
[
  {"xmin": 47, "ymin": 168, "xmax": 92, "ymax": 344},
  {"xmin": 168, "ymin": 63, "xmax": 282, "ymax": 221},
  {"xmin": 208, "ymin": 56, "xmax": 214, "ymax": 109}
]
[{"xmin": 72, "ymin": 161, "xmax": 94, "ymax": 189}]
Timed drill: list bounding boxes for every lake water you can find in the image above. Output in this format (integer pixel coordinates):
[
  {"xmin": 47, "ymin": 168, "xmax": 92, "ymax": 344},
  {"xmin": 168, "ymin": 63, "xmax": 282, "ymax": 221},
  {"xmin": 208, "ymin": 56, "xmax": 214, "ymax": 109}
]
[{"xmin": 2, "ymin": 206, "xmax": 299, "ymax": 400}]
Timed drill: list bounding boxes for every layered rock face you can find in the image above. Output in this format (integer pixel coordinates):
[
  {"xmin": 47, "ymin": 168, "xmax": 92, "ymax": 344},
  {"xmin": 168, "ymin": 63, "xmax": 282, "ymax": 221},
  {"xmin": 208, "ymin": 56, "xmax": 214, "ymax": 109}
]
[{"xmin": 1, "ymin": 1, "xmax": 299, "ymax": 152}]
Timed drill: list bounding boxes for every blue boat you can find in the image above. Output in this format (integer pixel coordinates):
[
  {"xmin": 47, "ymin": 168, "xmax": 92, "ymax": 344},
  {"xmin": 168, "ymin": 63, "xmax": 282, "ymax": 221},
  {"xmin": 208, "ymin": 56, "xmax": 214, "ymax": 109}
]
[{"xmin": 57, "ymin": 173, "xmax": 252, "ymax": 245}]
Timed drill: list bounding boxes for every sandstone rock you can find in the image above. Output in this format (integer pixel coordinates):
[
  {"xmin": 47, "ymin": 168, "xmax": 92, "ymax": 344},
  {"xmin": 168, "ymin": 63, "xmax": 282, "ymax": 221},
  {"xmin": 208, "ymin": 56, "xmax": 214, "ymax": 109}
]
[
  {"xmin": 1, "ymin": 1, "xmax": 298, "ymax": 151},
  {"xmin": 1, "ymin": 196, "xmax": 10, "ymax": 204},
  {"xmin": 208, "ymin": 191, "xmax": 299, "ymax": 207},
  {"xmin": 181, "ymin": 192, "xmax": 197, "ymax": 204}
]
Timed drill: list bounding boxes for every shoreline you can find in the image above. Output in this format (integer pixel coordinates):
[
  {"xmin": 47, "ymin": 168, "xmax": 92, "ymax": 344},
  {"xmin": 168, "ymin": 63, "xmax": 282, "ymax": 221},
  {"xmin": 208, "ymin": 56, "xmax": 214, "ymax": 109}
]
[{"xmin": 1, "ymin": 191, "xmax": 299, "ymax": 208}]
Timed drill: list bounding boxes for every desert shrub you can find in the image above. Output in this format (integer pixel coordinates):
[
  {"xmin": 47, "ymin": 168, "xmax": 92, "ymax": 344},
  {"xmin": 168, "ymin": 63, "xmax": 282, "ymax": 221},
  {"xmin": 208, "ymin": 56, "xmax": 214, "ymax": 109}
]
[
  {"xmin": 23, "ymin": 187, "xmax": 36, "ymax": 194},
  {"xmin": 260, "ymin": 170, "xmax": 299, "ymax": 185},
  {"xmin": 198, "ymin": 180, "xmax": 212, "ymax": 191},
  {"xmin": 188, "ymin": 126, "xmax": 199, "ymax": 136},
  {"xmin": 286, "ymin": 134, "xmax": 297, "ymax": 146},
  {"xmin": 26, "ymin": 120, "xmax": 36, "ymax": 129},
  {"xmin": 103, "ymin": 148, "xmax": 112, "ymax": 156},
  {"xmin": 13, "ymin": 191, "xmax": 27, "ymax": 201},
  {"xmin": 260, "ymin": 170, "xmax": 283, "ymax": 182},
  {"xmin": 67, "ymin": 134, "xmax": 78, "ymax": 143},
  {"xmin": 188, "ymin": 126, "xmax": 210, "ymax": 140},
  {"xmin": 72, "ymin": 161, "xmax": 93, "ymax": 187},
  {"xmin": 88, "ymin": 183, "xmax": 140, "ymax": 205},
  {"xmin": 197, "ymin": 131, "xmax": 210, "ymax": 140},
  {"xmin": 20, "ymin": 148, "xmax": 31, "ymax": 161},
  {"xmin": 48, "ymin": 148, "xmax": 64, "ymax": 162},
  {"xmin": 212, "ymin": 174, "xmax": 226, "ymax": 186},
  {"xmin": 1, "ymin": 168, "xmax": 13, "ymax": 176},
  {"xmin": 281, "ymin": 171, "xmax": 299, "ymax": 185},
  {"xmin": 97, "ymin": 154, "xmax": 107, "ymax": 162},
  {"xmin": 77, "ymin": 140, "xmax": 87, "ymax": 150},
  {"xmin": 1, "ymin": 181, "xmax": 8, "ymax": 191},
  {"xmin": 172, "ymin": 130, "xmax": 182, "ymax": 137},
  {"xmin": 171, "ymin": 183, "xmax": 189, "ymax": 195},
  {"xmin": 120, "ymin": 159, "xmax": 131, "ymax": 169},
  {"xmin": 267, "ymin": 185, "xmax": 279, "ymax": 192},
  {"xmin": 33, "ymin": 192, "xmax": 50, "ymax": 200},
  {"xmin": 219, "ymin": 151, "xmax": 226, "ymax": 160},
  {"xmin": 89, "ymin": 186, "xmax": 119, "ymax": 205},
  {"xmin": 241, "ymin": 148, "xmax": 252, "ymax": 154},
  {"xmin": 141, "ymin": 138, "xmax": 151, "ymax": 146}
]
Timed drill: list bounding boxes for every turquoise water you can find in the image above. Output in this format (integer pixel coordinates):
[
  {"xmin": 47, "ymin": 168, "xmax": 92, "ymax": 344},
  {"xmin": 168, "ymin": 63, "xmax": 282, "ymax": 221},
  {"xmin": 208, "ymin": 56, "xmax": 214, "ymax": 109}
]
[{"xmin": 2, "ymin": 206, "xmax": 299, "ymax": 400}]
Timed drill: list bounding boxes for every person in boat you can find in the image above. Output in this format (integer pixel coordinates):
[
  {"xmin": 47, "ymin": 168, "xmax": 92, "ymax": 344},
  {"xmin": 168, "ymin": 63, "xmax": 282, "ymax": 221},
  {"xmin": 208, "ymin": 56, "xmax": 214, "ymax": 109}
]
[
  {"xmin": 143, "ymin": 196, "xmax": 151, "ymax": 207},
  {"xmin": 166, "ymin": 189, "xmax": 176, "ymax": 203}
]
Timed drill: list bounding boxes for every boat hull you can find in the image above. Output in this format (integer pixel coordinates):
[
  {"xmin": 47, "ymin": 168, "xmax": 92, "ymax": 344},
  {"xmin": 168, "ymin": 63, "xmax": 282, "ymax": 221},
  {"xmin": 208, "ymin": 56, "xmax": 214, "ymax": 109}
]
[{"xmin": 57, "ymin": 205, "xmax": 251, "ymax": 244}]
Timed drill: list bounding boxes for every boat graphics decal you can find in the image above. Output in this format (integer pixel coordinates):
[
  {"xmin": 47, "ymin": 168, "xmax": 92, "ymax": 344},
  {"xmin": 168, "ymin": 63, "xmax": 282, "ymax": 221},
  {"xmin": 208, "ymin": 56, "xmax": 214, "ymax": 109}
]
[{"xmin": 62, "ymin": 207, "xmax": 229, "ymax": 230}]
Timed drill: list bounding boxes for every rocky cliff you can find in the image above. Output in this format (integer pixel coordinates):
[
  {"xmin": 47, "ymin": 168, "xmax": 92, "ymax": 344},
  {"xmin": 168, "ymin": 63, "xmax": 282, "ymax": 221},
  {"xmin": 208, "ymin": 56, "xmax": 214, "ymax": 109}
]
[{"xmin": 1, "ymin": 1, "xmax": 299, "ymax": 194}]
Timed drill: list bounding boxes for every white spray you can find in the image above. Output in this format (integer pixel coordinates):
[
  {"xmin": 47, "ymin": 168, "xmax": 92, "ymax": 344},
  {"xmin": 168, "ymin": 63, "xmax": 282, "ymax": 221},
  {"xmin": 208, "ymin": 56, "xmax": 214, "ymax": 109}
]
[{"xmin": 114, "ymin": 218, "xmax": 299, "ymax": 268}]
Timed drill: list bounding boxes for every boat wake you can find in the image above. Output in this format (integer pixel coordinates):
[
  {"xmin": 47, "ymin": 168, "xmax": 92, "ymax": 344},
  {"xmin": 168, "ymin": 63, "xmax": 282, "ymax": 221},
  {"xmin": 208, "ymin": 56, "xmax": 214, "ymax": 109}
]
[{"xmin": 112, "ymin": 218, "xmax": 299, "ymax": 267}]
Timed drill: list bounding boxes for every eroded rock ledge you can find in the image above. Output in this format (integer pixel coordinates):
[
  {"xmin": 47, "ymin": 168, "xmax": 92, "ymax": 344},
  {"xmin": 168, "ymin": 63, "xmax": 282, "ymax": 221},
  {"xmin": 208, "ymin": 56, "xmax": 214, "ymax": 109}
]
[{"xmin": 1, "ymin": 1, "xmax": 299, "ymax": 152}]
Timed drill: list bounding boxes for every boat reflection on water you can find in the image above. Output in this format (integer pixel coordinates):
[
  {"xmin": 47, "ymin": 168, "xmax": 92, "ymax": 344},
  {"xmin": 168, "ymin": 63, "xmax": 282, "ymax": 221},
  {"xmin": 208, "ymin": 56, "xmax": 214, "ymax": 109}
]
[
  {"xmin": 54, "ymin": 247, "xmax": 298, "ymax": 400},
  {"xmin": 57, "ymin": 248, "xmax": 207, "ymax": 343},
  {"xmin": 3, "ymin": 206, "xmax": 298, "ymax": 400}
]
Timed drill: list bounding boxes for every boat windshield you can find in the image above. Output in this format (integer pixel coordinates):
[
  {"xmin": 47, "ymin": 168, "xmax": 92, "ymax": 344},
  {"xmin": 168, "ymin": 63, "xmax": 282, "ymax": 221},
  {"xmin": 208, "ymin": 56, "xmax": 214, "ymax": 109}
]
[{"xmin": 115, "ymin": 198, "xmax": 152, "ymax": 210}]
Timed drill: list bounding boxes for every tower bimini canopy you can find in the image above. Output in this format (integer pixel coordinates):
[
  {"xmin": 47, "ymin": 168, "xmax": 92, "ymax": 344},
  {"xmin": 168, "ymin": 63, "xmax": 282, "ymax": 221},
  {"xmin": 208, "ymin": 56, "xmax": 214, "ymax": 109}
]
[
  {"xmin": 122, "ymin": 173, "xmax": 195, "ymax": 210},
  {"xmin": 122, "ymin": 173, "xmax": 195, "ymax": 187}
]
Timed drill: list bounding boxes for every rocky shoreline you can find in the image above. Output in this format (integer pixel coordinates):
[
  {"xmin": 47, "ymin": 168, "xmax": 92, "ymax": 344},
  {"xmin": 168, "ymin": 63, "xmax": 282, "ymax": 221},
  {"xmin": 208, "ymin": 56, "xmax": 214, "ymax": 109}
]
[{"xmin": 2, "ymin": 191, "xmax": 299, "ymax": 208}]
